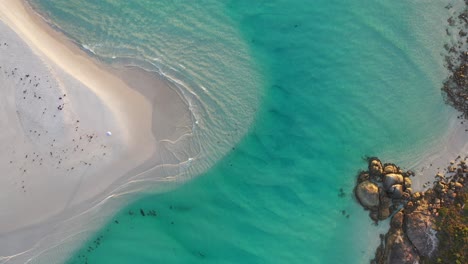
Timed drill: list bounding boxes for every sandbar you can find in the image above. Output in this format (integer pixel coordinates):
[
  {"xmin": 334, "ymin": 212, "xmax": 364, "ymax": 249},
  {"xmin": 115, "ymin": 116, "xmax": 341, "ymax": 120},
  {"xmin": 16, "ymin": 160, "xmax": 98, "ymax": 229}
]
[{"xmin": 0, "ymin": 0, "xmax": 193, "ymax": 262}]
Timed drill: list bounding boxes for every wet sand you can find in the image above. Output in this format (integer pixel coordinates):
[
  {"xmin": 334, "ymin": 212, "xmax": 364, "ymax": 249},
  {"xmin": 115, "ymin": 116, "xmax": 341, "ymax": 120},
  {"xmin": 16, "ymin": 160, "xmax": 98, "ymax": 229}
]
[{"xmin": 0, "ymin": 0, "xmax": 193, "ymax": 262}]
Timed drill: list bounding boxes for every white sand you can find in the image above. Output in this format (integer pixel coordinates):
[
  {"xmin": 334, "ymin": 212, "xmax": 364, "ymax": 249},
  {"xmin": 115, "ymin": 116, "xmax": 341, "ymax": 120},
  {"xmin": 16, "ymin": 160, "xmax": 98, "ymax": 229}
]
[
  {"xmin": 407, "ymin": 112, "xmax": 468, "ymax": 190},
  {"xmin": 0, "ymin": 0, "xmax": 194, "ymax": 263}
]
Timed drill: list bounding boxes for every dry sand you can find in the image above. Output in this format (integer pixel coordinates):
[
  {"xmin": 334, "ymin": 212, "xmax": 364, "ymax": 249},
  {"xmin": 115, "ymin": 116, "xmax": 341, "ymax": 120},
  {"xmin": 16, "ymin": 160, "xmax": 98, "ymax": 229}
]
[
  {"xmin": 0, "ymin": 0, "xmax": 194, "ymax": 262},
  {"xmin": 408, "ymin": 113, "xmax": 468, "ymax": 190}
]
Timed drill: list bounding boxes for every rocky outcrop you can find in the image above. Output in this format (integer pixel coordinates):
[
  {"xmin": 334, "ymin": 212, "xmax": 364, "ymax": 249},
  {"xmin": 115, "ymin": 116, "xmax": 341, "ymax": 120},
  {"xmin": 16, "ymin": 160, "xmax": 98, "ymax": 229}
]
[
  {"xmin": 442, "ymin": 2, "xmax": 468, "ymax": 117},
  {"xmin": 404, "ymin": 209, "xmax": 437, "ymax": 258},
  {"xmin": 354, "ymin": 158, "xmax": 412, "ymax": 221},
  {"xmin": 357, "ymin": 157, "xmax": 467, "ymax": 264},
  {"xmin": 383, "ymin": 228, "xmax": 420, "ymax": 264},
  {"xmin": 373, "ymin": 211, "xmax": 420, "ymax": 264},
  {"xmin": 361, "ymin": 4, "xmax": 468, "ymax": 262}
]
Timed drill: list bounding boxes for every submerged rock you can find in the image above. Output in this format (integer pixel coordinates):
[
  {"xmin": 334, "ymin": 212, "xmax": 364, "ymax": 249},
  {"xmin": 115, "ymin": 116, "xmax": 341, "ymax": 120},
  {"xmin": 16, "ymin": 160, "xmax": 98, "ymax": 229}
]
[{"xmin": 358, "ymin": 171, "xmax": 370, "ymax": 183}]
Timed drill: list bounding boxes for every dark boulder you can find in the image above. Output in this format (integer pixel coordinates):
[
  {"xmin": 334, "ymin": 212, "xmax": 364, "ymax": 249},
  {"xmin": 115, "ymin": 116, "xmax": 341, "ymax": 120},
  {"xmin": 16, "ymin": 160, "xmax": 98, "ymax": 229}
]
[{"xmin": 383, "ymin": 174, "xmax": 404, "ymax": 191}]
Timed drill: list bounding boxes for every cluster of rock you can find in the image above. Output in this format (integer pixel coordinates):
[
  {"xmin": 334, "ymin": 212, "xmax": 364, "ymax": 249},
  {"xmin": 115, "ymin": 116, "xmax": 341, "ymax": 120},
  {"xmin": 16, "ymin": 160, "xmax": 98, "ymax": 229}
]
[
  {"xmin": 354, "ymin": 158, "xmax": 467, "ymax": 264},
  {"xmin": 442, "ymin": 3, "xmax": 468, "ymax": 117},
  {"xmin": 353, "ymin": 4, "xmax": 468, "ymax": 263},
  {"xmin": 355, "ymin": 158, "xmax": 413, "ymax": 221}
]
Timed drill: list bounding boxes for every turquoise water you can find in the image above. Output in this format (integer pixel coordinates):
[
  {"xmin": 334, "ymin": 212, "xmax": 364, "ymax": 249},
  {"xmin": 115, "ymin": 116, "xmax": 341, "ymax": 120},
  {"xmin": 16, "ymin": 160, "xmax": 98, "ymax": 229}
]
[{"xmin": 29, "ymin": 0, "xmax": 454, "ymax": 263}]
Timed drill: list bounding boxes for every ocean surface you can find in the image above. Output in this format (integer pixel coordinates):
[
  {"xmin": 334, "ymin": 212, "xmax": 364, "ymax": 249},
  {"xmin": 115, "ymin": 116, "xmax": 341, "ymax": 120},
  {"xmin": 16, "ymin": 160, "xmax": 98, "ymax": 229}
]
[{"xmin": 28, "ymin": 0, "xmax": 456, "ymax": 263}]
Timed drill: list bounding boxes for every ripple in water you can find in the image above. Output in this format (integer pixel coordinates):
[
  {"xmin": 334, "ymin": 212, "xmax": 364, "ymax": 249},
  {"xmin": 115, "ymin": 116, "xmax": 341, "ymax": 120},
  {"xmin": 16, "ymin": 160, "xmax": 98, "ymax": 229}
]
[
  {"xmin": 22, "ymin": 0, "xmax": 458, "ymax": 263},
  {"xmin": 16, "ymin": 0, "xmax": 263, "ymax": 263},
  {"xmin": 28, "ymin": 0, "xmax": 263, "ymax": 178}
]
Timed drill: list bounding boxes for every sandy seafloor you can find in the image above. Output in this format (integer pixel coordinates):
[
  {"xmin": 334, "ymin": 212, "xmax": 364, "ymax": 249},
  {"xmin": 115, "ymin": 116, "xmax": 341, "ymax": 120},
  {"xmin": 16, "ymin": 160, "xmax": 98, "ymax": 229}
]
[{"xmin": 1, "ymin": 0, "xmax": 468, "ymax": 263}]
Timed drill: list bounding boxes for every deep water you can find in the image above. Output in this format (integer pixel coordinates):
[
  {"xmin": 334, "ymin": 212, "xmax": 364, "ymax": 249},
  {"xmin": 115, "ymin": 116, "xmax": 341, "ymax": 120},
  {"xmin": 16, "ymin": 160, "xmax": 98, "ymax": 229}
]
[{"xmin": 29, "ymin": 0, "xmax": 456, "ymax": 263}]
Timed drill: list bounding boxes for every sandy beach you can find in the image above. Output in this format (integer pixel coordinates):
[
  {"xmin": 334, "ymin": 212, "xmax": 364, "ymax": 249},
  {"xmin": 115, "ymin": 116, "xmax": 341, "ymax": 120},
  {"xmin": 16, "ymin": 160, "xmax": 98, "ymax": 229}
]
[
  {"xmin": 403, "ymin": 113, "xmax": 468, "ymax": 191},
  {"xmin": 0, "ymin": 0, "xmax": 193, "ymax": 262}
]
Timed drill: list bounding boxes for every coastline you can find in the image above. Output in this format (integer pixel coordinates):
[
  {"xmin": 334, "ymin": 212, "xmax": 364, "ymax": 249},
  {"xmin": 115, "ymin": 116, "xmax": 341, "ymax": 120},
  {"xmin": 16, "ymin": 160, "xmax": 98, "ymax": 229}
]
[
  {"xmin": 406, "ymin": 111, "xmax": 468, "ymax": 191},
  {"xmin": 354, "ymin": 158, "xmax": 467, "ymax": 263},
  {"xmin": 354, "ymin": 2, "xmax": 468, "ymax": 262},
  {"xmin": 0, "ymin": 0, "xmax": 463, "ymax": 263},
  {"xmin": 0, "ymin": 0, "xmax": 194, "ymax": 263}
]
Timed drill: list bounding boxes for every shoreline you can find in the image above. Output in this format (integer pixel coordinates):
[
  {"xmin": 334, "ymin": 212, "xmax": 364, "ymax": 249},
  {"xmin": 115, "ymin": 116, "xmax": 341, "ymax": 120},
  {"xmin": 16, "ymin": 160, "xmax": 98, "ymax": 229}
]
[
  {"xmin": 1, "ymin": 1, "xmax": 462, "ymax": 264},
  {"xmin": 356, "ymin": 2, "xmax": 468, "ymax": 262},
  {"xmin": 0, "ymin": 0, "xmax": 195, "ymax": 263},
  {"xmin": 406, "ymin": 111, "xmax": 468, "ymax": 191},
  {"xmin": 354, "ymin": 158, "xmax": 466, "ymax": 263}
]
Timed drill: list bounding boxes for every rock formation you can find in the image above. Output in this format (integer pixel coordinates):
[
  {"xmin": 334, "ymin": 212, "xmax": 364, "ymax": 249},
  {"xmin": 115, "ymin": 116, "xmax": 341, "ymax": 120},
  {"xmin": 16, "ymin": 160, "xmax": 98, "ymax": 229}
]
[
  {"xmin": 356, "ymin": 181, "xmax": 380, "ymax": 208},
  {"xmin": 358, "ymin": 3, "xmax": 468, "ymax": 263},
  {"xmin": 355, "ymin": 158, "xmax": 413, "ymax": 221},
  {"xmin": 354, "ymin": 157, "xmax": 467, "ymax": 264}
]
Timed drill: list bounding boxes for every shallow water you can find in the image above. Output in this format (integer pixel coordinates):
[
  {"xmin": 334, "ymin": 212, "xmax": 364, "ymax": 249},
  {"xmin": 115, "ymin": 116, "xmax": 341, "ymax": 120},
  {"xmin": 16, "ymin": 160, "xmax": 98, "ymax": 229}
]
[
  {"xmin": 28, "ymin": 0, "xmax": 263, "ymax": 179},
  {"xmin": 27, "ymin": 0, "xmax": 456, "ymax": 263}
]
